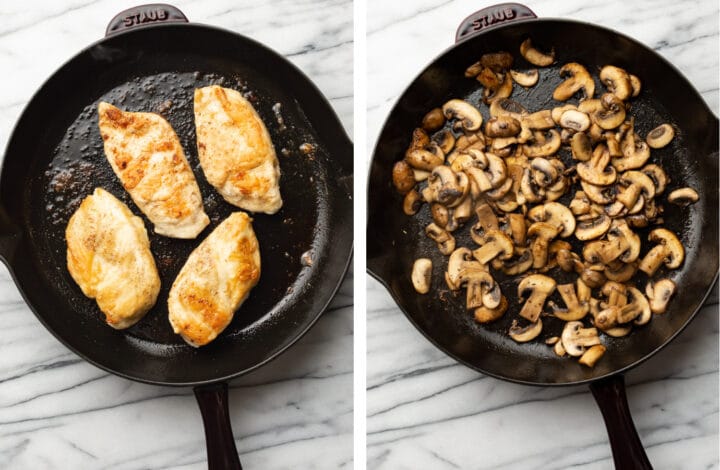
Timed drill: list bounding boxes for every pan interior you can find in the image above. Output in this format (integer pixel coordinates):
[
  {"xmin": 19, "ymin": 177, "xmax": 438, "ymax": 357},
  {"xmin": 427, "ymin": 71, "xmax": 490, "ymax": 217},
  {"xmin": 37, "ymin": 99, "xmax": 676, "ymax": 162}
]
[
  {"xmin": 368, "ymin": 20, "xmax": 718, "ymax": 385},
  {"xmin": 2, "ymin": 25, "xmax": 351, "ymax": 384}
]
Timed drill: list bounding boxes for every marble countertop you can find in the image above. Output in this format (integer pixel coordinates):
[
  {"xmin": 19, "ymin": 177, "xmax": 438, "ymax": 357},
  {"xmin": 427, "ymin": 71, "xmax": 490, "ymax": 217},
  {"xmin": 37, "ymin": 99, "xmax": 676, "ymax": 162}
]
[
  {"xmin": 0, "ymin": 1, "xmax": 352, "ymax": 468},
  {"xmin": 367, "ymin": 0, "xmax": 718, "ymax": 469}
]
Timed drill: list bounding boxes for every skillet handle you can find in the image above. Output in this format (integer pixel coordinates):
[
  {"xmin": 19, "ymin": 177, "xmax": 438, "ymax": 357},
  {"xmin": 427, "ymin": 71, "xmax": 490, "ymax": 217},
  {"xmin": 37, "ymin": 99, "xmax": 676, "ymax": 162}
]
[
  {"xmin": 455, "ymin": 3, "xmax": 537, "ymax": 43},
  {"xmin": 106, "ymin": 3, "xmax": 188, "ymax": 37},
  {"xmin": 589, "ymin": 375, "xmax": 653, "ymax": 470},
  {"xmin": 194, "ymin": 383, "xmax": 243, "ymax": 470}
]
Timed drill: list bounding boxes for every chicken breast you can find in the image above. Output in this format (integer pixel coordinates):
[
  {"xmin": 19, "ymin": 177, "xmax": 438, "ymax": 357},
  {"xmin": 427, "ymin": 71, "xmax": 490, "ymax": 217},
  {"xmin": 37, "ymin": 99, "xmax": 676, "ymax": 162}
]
[
  {"xmin": 98, "ymin": 102, "xmax": 209, "ymax": 238},
  {"xmin": 66, "ymin": 188, "xmax": 161, "ymax": 329},
  {"xmin": 194, "ymin": 85, "xmax": 282, "ymax": 214},
  {"xmin": 168, "ymin": 212, "xmax": 261, "ymax": 347}
]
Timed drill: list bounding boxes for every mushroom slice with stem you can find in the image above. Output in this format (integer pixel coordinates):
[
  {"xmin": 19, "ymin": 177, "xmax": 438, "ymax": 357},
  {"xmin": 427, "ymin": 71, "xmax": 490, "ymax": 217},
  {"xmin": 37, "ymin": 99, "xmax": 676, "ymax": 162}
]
[
  {"xmin": 645, "ymin": 279, "xmax": 676, "ymax": 314},
  {"xmin": 483, "ymin": 73, "xmax": 514, "ymax": 104},
  {"xmin": 641, "ymin": 164, "xmax": 668, "ymax": 195},
  {"xmin": 569, "ymin": 191, "xmax": 591, "ymax": 216},
  {"xmin": 520, "ymin": 39, "xmax": 554, "ymax": 66},
  {"xmin": 425, "ymin": 223, "xmax": 456, "ymax": 255},
  {"xmin": 549, "ymin": 283, "xmax": 589, "ymax": 321},
  {"xmin": 510, "ymin": 69, "xmax": 539, "ymax": 87},
  {"xmin": 474, "ymin": 202, "xmax": 500, "ymax": 233},
  {"xmin": 580, "ymin": 181, "xmax": 614, "ymax": 205},
  {"xmin": 442, "ymin": 99, "xmax": 483, "ymax": 132},
  {"xmin": 509, "ymin": 319, "xmax": 543, "ymax": 343},
  {"xmin": 411, "ymin": 259, "xmax": 432, "ymax": 294},
  {"xmin": 428, "ymin": 166, "xmax": 467, "ymax": 206},
  {"xmin": 472, "ymin": 229, "xmax": 514, "ymax": 264},
  {"xmin": 578, "ymin": 345, "xmax": 607, "ymax": 368},
  {"xmin": 614, "ymin": 131, "xmax": 650, "ymax": 171},
  {"xmin": 615, "ymin": 171, "xmax": 655, "ymax": 210},
  {"xmin": 421, "ymin": 108, "xmax": 445, "ymax": 132},
  {"xmin": 599, "ymin": 65, "xmax": 632, "ymax": 100},
  {"xmin": 604, "ymin": 260, "xmax": 637, "ymax": 283},
  {"xmin": 594, "ymin": 306, "xmax": 620, "ymax": 331},
  {"xmin": 496, "ymin": 248, "xmax": 534, "ymax": 276},
  {"xmin": 518, "ymin": 274, "xmax": 556, "ymax": 322},
  {"xmin": 667, "ymin": 187, "xmax": 699, "ymax": 206},
  {"xmin": 592, "ymin": 93, "xmax": 626, "ymax": 130},
  {"xmin": 405, "ymin": 147, "xmax": 444, "ymax": 171},
  {"xmin": 457, "ymin": 266, "xmax": 497, "ymax": 309},
  {"xmin": 507, "ymin": 213, "xmax": 527, "ymax": 245},
  {"xmin": 617, "ymin": 286, "xmax": 651, "ymax": 325},
  {"xmin": 528, "ymin": 201, "xmax": 576, "ymax": 237},
  {"xmin": 475, "ymin": 296, "xmax": 509, "ymax": 323},
  {"xmin": 527, "ymin": 222, "xmax": 561, "ymax": 269},
  {"xmin": 477, "ymin": 66, "xmax": 502, "ymax": 90},
  {"xmin": 577, "ymin": 144, "xmax": 616, "ymax": 186},
  {"xmin": 561, "ymin": 321, "xmax": 601, "ymax": 357},
  {"xmin": 445, "ymin": 247, "xmax": 478, "ymax": 290},
  {"xmin": 402, "ymin": 189, "xmax": 422, "ymax": 215},
  {"xmin": 523, "ymin": 129, "xmax": 561, "ymax": 158},
  {"xmin": 608, "ymin": 219, "xmax": 641, "ymax": 263},
  {"xmin": 553, "ymin": 62, "xmax": 595, "ymax": 101},
  {"xmin": 646, "ymin": 124, "xmax": 674, "ymax": 149},
  {"xmin": 638, "ymin": 228, "xmax": 684, "ymax": 276},
  {"xmin": 434, "ymin": 130, "xmax": 456, "ymax": 155}
]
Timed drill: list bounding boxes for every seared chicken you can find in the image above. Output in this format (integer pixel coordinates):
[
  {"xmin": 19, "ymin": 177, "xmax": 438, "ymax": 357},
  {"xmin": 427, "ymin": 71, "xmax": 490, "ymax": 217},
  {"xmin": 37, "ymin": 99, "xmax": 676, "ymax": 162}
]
[
  {"xmin": 168, "ymin": 212, "xmax": 261, "ymax": 347},
  {"xmin": 98, "ymin": 102, "xmax": 209, "ymax": 238},
  {"xmin": 194, "ymin": 85, "xmax": 282, "ymax": 214},
  {"xmin": 66, "ymin": 188, "xmax": 160, "ymax": 329}
]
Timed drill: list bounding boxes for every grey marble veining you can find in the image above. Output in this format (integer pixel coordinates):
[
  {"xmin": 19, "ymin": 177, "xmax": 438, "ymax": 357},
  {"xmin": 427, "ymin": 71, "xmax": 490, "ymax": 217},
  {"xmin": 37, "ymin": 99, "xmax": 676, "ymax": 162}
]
[
  {"xmin": 0, "ymin": 1, "xmax": 352, "ymax": 469},
  {"xmin": 366, "ymin": 0, "xmax": 718, "ymax": 468}
]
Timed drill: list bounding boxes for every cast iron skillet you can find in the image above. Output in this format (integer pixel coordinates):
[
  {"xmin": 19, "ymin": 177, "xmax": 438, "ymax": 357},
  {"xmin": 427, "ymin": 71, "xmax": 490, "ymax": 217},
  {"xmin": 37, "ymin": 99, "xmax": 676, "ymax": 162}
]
[
  {"xmin": 367, "ymin": 4, "xmax": 718, "ymax": 469},
  {"xmin": 0, "ymin": 4, "xmax": 352, "ymax": 469}
]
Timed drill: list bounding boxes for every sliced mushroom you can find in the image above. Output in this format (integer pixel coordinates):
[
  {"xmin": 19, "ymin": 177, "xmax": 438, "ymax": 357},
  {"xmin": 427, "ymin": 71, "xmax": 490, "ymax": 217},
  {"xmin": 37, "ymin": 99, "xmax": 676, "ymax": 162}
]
[
  {"xmin": 575, "ymin": 210, "xmax": 612, "ymax": 241},
  {"xmin": 552, "ymin": 104, "xmax": 578, "ymax": 124},
  {"xmin": 529, "ymin": 202, "xmax": 576, "ymax": 237},
  {"xmin": 638, "ymin": 228, "xmax": 684, "ymax": 276},
  {"xmin": 510, "ymin": 69, "xmax": 539, "ymax": 87},
  {"xmin": 578, "ymin": 344, "xmax": 606, "ymax": 367},
  {"xmin": 605, "ymin": 132, "xmax": 623, "ymax": 157},
  {"xmin": 617, "ymin": 286, "xmax": 651, "ymax": 325},
  {"xmin": 629, "ymin": 74, "xmax": 641, "ymax": 97},
  {"xmin": 604, "ymin": 260, "xmax": 637, "ymax": 282},
  {"xmin": 580, "ymin": 263, "xmax": 607, "ymax": 288},
  {"xmin": 614, "ymin": 131, "xmax": 650, "ymax": 171},
  {"xmin": 580, "ymin": 181, "xmax": 614, "ymax": 205},
  {"xmin": 561, "ymin": 321, "xmax": 601, "ymax": 357},
  {"xmin": 434, "ymin": 130, "xmax": 456, "ymax": 155},
  {"xmin": 402, "ymin": 189, "xmax": 422, "ymax": 215},
  {"xmin": 428, "ymin": 166, "xmax": 467, "ymax": 206},
  {"xmin": 483, "ymin": 72, "xmax": 514, "ymax": 104},
  {"xmin": 474, "ymin": 202, "xmax": 500, "ymax": 233},
  {"xmin": 509, "ymin": 319, "xmax": 543, "ymax": 343},
  {"xmin": 472, "ymin": 229, "xmax": 514, "ymax": 264},
  {"xmin": 442, "ymin": 99, "xmax": 483, "ymax": 132},
  {"xmin": 405, "ymin": 147, "xmax": 444, "ymax": 171},
  {"xmin": 485, "ymin": 175, "xmax": 514, "ymax": 200},
  {"xmin": 477, "ymin": 66, "xmax": 502, "ymax": 90},
  {"xmin": 430, "ymin": 203, "xmax": 451, "ymax": 229},
  {"xmin": 507, "ymin": 213, "xmax": 527, "ymax": 246},
  {"xmin": 641, "ymin": 164, "xmax": 668, "ymax": 195},
  {"xmin": 608, "ymin": 219, "xmax": 641, "ymax": 263},
  {"xmin": 559, "ymin": 110, "xmax": 591, "ymax": 132},
  {"xmin": 523, "ymin": 110, "xmax": 555, "ymax": 130},
  {"xmin": 615, "ymin": 171, "xmax": 655, "ymax": 210},
  {"xmin": 489, "ymin": 98, "xmax": 528, "ymax": 118},
  {"xmin": 646, "ymin": 124, "xmax": 674, "ymax": 149},
  {"xmin": 599, "ymin": 65, "xmax": 632, "ymax": 100},
  {"xmin": 475, "ymin": 296, "xmax": 509, "ymax": 323},
  {"xmin": 392, "ymin": 160, "xmax": 416, "ymax": 194},
  {"xmin": 645, "ymin": 278, "xmax": 676, "ymax": 314},
  {"xmin": 604, "ymin": 325, "xmax": 632, "ymax": 337},
  {"xmin": 464, "ymin": 61, "xmax": 484, "ymax": 78},
  {"xmin": 497, "ymin": 248, "xmax": 534, "ymax": 276},
  {"xmin": 576, "ymin": 144, "xmax": 616, "ymax": 186},
  {"xmin": 528, "ymin": 222, "xmax": 561, "ymax": 269},
  {"xmin": 411, "ymin": 258, "xmax": 432, "ymax": 294},
  {"xmin": 413, "ymin": 169, "xmax": 430, "ymax": 182},
  {"xmin": 554, "ymin": 339, "xmax": 567, "ymax": 356},
  {"xmin": 553, "ymin": 62, "xmax": 595, "ymax": 101},
  {"xmin": 445, "ymin": 247, "xmax": 477, "ymax": 290},
  {"xmin": 569, "ymin": 191, "xmax": 592, "ymax": 215},
  {"xmin": 421, "ymin": 108, "xmax": 445, "ymax": 132},
  {"xmin": 667, "ymin": 187, "xmax": 698, "ymax": 206},
  {"xmin": 518, "ymin": 274, "xmax": 556, "ymax": 322},
  {"xmin": 485, "ymin": 116, "xmax": 522, "ymax": 138},
  {"xmin": 523, "ymin": 129, "xmax": 561, "ymax": 157},
  {"xmin": 425, "ymin": 223, "xmax": 456, "ymax": 255},
  {"xmin": 592, "ymin": 93, "xmax": 626, "ymax": 130},
  {"xmin": 520, "ymin": 38, "xmax": 554, "ymax": 67},
  {"xmin": 457, "ymin": 266, "xmax": 496, "ymax": 309},
  {"xmin": 549, "ymin": 283, "xmax": 589, "ymax": 321}
]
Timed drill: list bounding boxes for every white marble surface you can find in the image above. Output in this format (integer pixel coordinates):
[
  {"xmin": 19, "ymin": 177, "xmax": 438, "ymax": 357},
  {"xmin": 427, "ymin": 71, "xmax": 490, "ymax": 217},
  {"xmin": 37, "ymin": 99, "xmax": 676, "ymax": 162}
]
[
  {"xmin": 367, "ymin": 0, "xmax": 719, "ymax": 469},
  {"xmin": 0, "ymin": 1, "xmax": 352, "ymax": 469}
]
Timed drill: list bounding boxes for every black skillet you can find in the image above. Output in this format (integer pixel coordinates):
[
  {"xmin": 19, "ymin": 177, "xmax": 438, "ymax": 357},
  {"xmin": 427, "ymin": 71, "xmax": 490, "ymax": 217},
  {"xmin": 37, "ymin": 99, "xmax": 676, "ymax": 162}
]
[
  {"xmin": 367, "ymin": 4, "xmax": 718, "ymax": 468},
  {"xmin": 0, "ymin": 4, "xmax": 353, "ymax": 469}
]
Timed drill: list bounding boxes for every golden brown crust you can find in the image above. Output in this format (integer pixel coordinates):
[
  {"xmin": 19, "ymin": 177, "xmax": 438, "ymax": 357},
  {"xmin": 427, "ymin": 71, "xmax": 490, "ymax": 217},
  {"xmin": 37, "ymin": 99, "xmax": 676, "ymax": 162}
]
[
  {"xmin": 65, "ymin": 188, "xmax": 160, "ymax": 329},
  {"xmin": 194, "ymin": 86, "xmax": 282, "ymax": 214},
  {"xmin": 168, "ymin": 212, "xmax": 261, "ymax": 347},
  {"xmin": 98, "ymin": 102, "xmax": 209, "ymax": 238}
]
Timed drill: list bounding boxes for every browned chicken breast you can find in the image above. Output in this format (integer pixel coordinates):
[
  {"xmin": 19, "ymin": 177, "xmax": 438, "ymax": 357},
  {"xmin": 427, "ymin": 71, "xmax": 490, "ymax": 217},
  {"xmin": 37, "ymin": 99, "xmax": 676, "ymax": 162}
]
[
  {"xmin": 168, "ymin": 212, "xmax": 261, "ymax": 347},
  {"xmin": 66, "ymin": 188, "xmax": 160, "ymax": 329},
  {"xmin": 98, "ymin": 102, "xmax": 209, "ymax": 238},
  {"xmin": 194, "ymin": 85, "xmax": 282, "ymax": 214}
]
